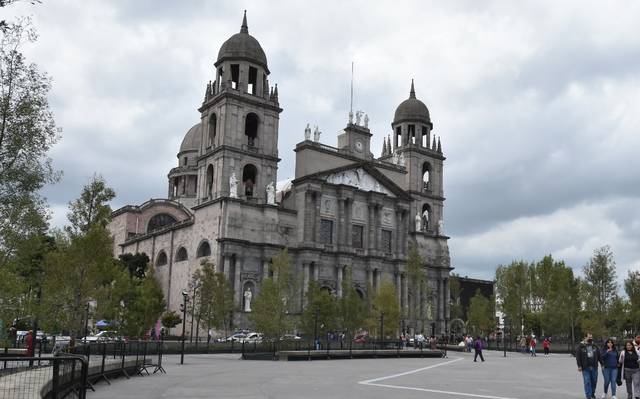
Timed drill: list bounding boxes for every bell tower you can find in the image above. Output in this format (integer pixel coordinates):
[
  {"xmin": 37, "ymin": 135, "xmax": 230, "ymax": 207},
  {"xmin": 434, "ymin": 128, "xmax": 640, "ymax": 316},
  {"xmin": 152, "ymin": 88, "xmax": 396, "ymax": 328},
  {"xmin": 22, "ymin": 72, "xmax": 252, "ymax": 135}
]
[
  {"xmin": 391, "ymin": 80, "xmax": 445, "ymax": 234},
  {"xmin": 196, "ymin": 11, "xmax": 282, "ymax": 203}
]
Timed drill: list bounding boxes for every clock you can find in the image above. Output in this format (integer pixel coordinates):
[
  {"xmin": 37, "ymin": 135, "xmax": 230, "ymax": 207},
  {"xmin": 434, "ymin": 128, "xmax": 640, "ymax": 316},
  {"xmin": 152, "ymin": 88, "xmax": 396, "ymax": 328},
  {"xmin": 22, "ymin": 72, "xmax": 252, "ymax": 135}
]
[{"xmin": 355, "ymin": 140, "xmax": 363, "ymax": 152}]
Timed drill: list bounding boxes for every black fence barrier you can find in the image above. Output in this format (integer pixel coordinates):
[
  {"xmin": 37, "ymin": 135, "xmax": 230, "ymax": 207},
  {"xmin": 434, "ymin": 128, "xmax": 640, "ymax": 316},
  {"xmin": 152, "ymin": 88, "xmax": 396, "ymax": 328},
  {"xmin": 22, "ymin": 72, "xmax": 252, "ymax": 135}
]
[{"xmin": 0, "ymin": 355, "xmax": 87, "ymax": 399}]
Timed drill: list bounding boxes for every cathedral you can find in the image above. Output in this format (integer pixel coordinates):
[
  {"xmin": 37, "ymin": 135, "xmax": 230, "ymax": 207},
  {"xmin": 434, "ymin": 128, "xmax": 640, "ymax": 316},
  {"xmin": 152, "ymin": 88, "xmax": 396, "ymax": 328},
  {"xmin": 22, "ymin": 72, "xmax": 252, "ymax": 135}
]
[{"xmin": 107, "ymin": 12, "xmax": 452, "ymax": 336}]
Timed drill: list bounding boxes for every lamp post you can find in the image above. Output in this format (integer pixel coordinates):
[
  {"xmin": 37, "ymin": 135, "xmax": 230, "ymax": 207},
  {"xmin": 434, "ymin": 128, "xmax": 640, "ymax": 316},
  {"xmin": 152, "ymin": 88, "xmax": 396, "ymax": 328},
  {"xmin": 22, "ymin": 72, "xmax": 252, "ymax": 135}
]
[
  {"xmin": 180, "ymin": 290, "xmax": 189, "ymax": 365},
  {"xmin": 379, "ymin": 312, "xmax": 385, "ymax": 348},
  {"xmin": 189, "ymin": 282, "xmax": 200, "ymax": 344},
  {"xmin": 313, "ymin": 307, "xmax": 319, "ymax": 350},
  {"xmin": 84, "ymin": 302, "xmax": 90, "ymax": 343}
]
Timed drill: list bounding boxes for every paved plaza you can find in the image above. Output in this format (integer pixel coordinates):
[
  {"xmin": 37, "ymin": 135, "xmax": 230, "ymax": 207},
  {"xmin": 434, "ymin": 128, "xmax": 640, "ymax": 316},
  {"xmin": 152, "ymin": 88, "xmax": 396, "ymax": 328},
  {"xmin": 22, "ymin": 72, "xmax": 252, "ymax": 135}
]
[{"xmin": 88, "ymin": 350, "xmax": 592, "ymax": 398}]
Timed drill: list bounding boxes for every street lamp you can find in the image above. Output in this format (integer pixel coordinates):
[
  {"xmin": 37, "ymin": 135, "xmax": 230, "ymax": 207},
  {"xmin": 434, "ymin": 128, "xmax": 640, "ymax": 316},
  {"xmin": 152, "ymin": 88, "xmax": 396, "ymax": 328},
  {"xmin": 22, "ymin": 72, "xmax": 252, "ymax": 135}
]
[
  {"xmin": 379, "ymin": 312, "xmax": 385, "ymax": 347},
  {"xmin": 313, "ymin": 307, "xmax": 319, "ymax": 350},
  {"xmin": 84, "ymin": 302, "xmax": 90, "ymax": 343},
  {"xmin": 180, "ymin": 290, "xmax": 189, "ymax": 365}
]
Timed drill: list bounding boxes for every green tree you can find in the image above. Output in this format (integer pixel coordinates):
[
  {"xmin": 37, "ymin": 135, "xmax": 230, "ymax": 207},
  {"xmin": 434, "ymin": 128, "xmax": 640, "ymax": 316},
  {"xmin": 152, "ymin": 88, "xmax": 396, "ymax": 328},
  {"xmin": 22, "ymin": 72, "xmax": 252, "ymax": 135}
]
[
  {"xmin": 406, "ymin": 245, "xmax": 428, "ymax": 333},
  {"xmin": 0, "ymin": 16, "xmax": 59, "ymax": 265},
  {"xmin": 66, "ymin": 173, "xmax": 116, "ymax": 236},
  {"xmin": 495, "ymin": 260, "xmax": 532, "ymax": 336},
  {"xmin": 580, "ymin": 246, "xmax": 617, "ymax": 335},
  {"xmin": 625, "ymin": 270, "xmax": 640, "ymax": 335},
  {"xmin": 193, "ymin": 261, "xmax": 234, "ymax": 337},
  {"xmin": 161, "ymin": 311, "xmax": 181, "ymax": 330},
  {"xmin": 449, "ymin": 273, "xmax": 463, "ymax": 321},
  {"xmin": 468, "ymin": 290, "xmax": 495, "ymax": 336},
  {"xmin": 300, "ymin": 282, "xmax": 338, "ymax": 339},
  {"xmin": 366, "ymin": 281, "xmax": 400, "ymax": 339},
  {"xmin": 337, "ymin": 267, "xmax": 367, "ymax": 340},
  {"xmin": 118, "ymin": 252, "xmax": 150, "ymax": 279},
  {"xmin": 250, "ymin": 249, "xmax": 295, "ymax": 340}
]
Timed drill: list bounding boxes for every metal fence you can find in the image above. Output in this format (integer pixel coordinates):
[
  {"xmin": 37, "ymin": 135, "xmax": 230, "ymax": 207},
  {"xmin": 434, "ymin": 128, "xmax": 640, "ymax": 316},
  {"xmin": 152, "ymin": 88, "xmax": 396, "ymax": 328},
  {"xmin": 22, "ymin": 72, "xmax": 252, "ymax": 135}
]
[{"xmin": 0, "ymin": 355, "xmax": 87, "ymax": 399}]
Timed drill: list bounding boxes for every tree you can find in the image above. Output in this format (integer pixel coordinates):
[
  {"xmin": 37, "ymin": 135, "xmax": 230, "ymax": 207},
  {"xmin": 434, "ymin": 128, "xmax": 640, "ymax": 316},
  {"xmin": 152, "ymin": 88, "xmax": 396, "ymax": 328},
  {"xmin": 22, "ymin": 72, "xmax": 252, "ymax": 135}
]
[
  {"xmin": 193, "ymin": 261, "xmax": 234, "ymax": 337},
  {"xmin": 581, "ymin": 246, "xmax": 617, "ymax": 335},
  {"xmin": 0, "ymin": 16, "xmax": 59, "ymax": 264},
  {"xmin": 406, "ymin": 245, "xmax": 428, "ymax": 333},
  {"xmin": 250, "ymin": 249, "xmax": 295, "ymax": 340},
  {"xmin": 366, "ymin": 281, "xmax": 400, "ymax": 339},
  {"xmin": 66, "ymin": 173, "xmax": 115, "ymax": 236},
  {"xmin": 161, "ymin": 311, "xmax": 181, "ymax": 330},
  {"xmin": 468, "ymin": 290, "xmax": 495, "ymax": 336},
  {"xmin": 449, "ymin": 273, "xmax": 463, "ymax": 321},
  {"xmin": 300, "ymin": 282, "xmax": 338, "ymax": 338},
  {"xmin": 495, "ymin": 260, "xmax": 532, "ymax": 336},
  {"xmin": 337, "ymin": 267, "xmax": 366, "ymax": 340},
  {"xmin": 118, "ymin": 252, "xmax": 150, "ymax": 279},
  {"xmin": 625, "ymin": 270, "xmax": 640, "ymax": 335}
]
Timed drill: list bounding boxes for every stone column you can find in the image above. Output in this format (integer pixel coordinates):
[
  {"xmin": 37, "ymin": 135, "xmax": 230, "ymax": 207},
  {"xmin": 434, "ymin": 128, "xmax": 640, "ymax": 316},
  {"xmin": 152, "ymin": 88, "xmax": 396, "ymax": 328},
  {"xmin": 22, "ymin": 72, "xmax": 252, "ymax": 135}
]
[
  {"xmin": 345, "ymin": 199, "xmax": 352, "ymax": 249},
  {"xmin": 313, "ymin": 263, "xmax": 319, "ymax": 282},
  {"xmin": 395, "ymin": 210, "xmax": 403, "ymax": 256},
  {"xmin": 444, "ymin": 277, "xmax": 450, "ymax": 320},
  {"xmin": 374, "ymin": 268, "xmax": 380, "ymax": 292},
  {"xmin": 395, "ymin": 273, "xmax": 402, "ymax": 306},
  {"xmin": 304, "ymin": 192, "xmax": 314, "ymax": 242},
  {"xmin": 234, "ymin": 258, "xmax": 242, "ymax": 306},
  {"xmin": 437, "ymin": 278, "xmax": 444, "ymax": 321},
  {"xmin": 223, "ymin": 256, "xmax": 231, "ymax": 281},
  {"xmin": 402, "ymin": 273, "xmax": 408, "ymax": 314},
  {"xmin": 374, "ymin": 205, "xmax": 381, "ymax": 254},
  {"xmin": 262, "ymin": 260, "xmax": 270, "ymax": 280},
  {"xmin": 337, "ymin": 266, "xmax": 343, "ymax": 298},
  {"xmin": 302, "ymin": 263, "xmax": 310, "ymax": 307},
  {"xmin": 337, "ymin": 198, "xmax": 346, "ymax": 250},
  {"xmin": 367, "ymin": 267, "xmax": 373, "ymax": 290},
  {"xmin": 367, "ymin": 204, "xmax": 375, "ymax": 252},
  {"xmin": 314, "ymin": 193, "xmax": 322, "ymax": 242}
]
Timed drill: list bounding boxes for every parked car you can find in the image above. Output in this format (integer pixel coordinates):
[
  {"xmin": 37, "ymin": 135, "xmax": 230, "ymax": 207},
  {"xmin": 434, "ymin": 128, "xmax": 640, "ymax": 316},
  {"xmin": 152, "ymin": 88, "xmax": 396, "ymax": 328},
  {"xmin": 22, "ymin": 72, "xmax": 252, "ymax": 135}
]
[
  {"xmin": 82, "ymin": 331, "xmax": 122, "ymax": 342},
  {"xmin": 353, "ymin": 332, "xmax": 368, "ymax": 344},
  {"xmin": 280, "ymin": 334, "xmax": 301, "ymax": 341},
  {"xmin": 217, "ymin": 332, "xmax": 247, "ymax": 342},
  {"xmin": 241, "ymin": 332, "xmax": 263, "ymax": 343}
]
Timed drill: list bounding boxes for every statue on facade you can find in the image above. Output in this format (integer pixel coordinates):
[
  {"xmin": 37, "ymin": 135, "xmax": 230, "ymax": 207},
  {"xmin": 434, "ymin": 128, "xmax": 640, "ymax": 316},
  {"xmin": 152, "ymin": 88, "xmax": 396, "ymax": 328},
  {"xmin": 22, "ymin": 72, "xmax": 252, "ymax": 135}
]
[
  {"xmin": 364, "ymin": 113, "xmax": 369, "ymax": 128},
  {"xmin": 348, "ymin": 111, "xmax": 353, "ymax": 125},
  {"xmin": 399, "ymin": 152, "xmax": 406, "ymax": 167},
  {"xmin": 415, "ymin": 212, "xmax": 422, "ymax": 232},
  {"xmin": 304, "ymin": 123, "xmax": 311, "ymax": 140},
  {"xmin": 355, "ymin": 110, "xmax": 363, "ymax": 125},
  {"xmin": 313, "ymin": 125, "xmax": 321, "ymax": 142},
  {"xmin": 437, "ymin": 219, "xmax": 444, "ymax": 235},
  {"xmin": 373, "ymin": 181, "xmax": 381, "ymax": 192},
  {"xmin": 243, "ymin": 287, "xmax": 252, "ymax": 312},
  {"xmin": 392, "ymin": 151, "xmax": 399, "ymax": 165},
  {"xmin": 229, "ymin": 172, "xmax": 238, "ymax": 198},
  {"xmin": 266, "ymin": 181, "xmax": 276, "ymax": 205}
]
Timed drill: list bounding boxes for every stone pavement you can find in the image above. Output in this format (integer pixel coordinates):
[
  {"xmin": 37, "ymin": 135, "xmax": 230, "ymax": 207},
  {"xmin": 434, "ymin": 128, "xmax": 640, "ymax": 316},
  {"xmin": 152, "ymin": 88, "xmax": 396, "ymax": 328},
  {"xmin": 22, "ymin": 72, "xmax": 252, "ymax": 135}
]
[{"xmin": 87, "ymin": 350, "xmax": 592, "ymax": 399}]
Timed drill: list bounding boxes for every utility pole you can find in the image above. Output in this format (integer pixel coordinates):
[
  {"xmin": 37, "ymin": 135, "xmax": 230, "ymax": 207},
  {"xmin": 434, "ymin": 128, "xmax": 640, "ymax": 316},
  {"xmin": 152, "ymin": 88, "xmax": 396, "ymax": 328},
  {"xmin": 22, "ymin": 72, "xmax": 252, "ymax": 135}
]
[{"xmin": 180, "ymin": 290, "xmax": 189, "ymax": 365}]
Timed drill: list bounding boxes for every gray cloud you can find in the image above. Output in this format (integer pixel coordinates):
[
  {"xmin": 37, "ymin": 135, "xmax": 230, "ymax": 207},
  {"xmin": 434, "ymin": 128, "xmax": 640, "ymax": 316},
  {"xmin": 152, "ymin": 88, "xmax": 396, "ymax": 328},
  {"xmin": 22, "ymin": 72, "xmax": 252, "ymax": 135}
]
[{"xmin": 5, "ymin": 0, "xmax": 639, "ymax": 284}]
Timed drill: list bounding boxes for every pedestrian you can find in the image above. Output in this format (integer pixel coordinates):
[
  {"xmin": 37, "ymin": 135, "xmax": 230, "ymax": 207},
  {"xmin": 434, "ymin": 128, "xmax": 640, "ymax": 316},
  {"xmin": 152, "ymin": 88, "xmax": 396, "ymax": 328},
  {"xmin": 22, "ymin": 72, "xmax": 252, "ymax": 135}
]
[
  {"xmin": 25, "ymin": 330, "xmax": 35, "ymax": 357},
  {"xmin": 519, "ymin": 336, "xmax": 527, "ymax": 354},
  {"xmin": 466, "ymin": 335, "xmax": 473, "ymax": 353},
  {"xmin": 619, "ymin": 340, "xmax": 640, "ymax": 399},
  {"xmin": 577, "ymin": 332, "xmax": 600, "ymax": 399},
  {"xmin": 543, "ymin": 338, "xmax": 551, "ymax": 357},
  {"xmin": 473, "ymin": 336, "xmax": 485, "ymax": 362},
  {"xmin": 530, "ymin": 335, "xmax": 537, "ymax": 357},
  {"xmin": 600, "ymin": 339, "xmax": 618, "ymax": 399},
  {"xmin": 430, "ymin": 335, "xmax": 437, "ymax": 350}
]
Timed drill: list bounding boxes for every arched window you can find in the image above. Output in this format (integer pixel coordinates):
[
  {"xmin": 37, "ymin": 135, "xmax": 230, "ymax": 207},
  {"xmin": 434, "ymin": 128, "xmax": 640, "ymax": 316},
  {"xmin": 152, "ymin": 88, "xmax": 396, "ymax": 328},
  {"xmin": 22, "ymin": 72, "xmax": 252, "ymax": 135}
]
[
  {"xmin": 175, "ymin": 247, "xmax": 188, "ymax": 262},
  {"xmin": 206, "ymin": 164, "xmax": 214, "ymax": 198},
  {"xmin": 245, "ymin": 113, "xmax": 259, "ymax": 147},
  {"xmin": 421, "ymin": 126, "xmax": 429, "ymax": 147},
  {"xmin": 156, "ymin": 251, "xmax": 168, "ymax": 266},
  {"xmin": 421, "ymin": 204, "xmax": 431, "ymax": 231},
  {"xmin": 208, "ymin": 114, "xmax": 217, "ymax": 148},
  {"xmin": 242, "ymin": 164, "xmax": 258, "ymax": 197},
  {"xmin": 197, "ymin": 241, "xmax": 211, "ymax": 258},
  {"xmin": 422, "ymin": 162, "xmax": 431, "ymax": 190},
  {"xmin": 147, "ymin": 213, "xmax": 178, "ymax": 232}
]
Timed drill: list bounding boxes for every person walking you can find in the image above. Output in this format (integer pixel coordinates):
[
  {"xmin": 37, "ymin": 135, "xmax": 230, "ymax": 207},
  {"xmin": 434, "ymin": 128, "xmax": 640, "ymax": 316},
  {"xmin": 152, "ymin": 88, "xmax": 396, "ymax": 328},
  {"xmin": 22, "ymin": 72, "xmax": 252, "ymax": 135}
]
[
  {"xmin": 600, "ymin": 339, "xmax": 618, "ymax": 399},
  {"xmin": 619, "ymin": 340, "xmax": 640, "ymax": 399},
  {"xmin": 543, "ymin": 338, "xmax": 551, "ymax": 357},
  {"xmin": 474, "ymin": 336, "xmax": 485, "ymax": 362},
  {"xmin": 530, "ymin": 336, "xmax": 537, "ymax": 357},
  {"xmin": 466, "ymin": 335, "xmax": 473, "ymax": 353},
  {"xmin": 519, "ymin": 336, "xmax": 527, "ymax": 354},
  {"xmin": 577, "ymin": 333, "xmax": 601, "ymax": 399}
]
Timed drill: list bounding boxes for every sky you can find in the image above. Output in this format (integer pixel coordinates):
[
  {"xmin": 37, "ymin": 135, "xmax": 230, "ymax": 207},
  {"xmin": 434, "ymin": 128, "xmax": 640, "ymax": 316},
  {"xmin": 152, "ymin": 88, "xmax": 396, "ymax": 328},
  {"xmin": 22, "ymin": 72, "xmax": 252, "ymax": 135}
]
[{"xmin": 4, "ymin": 0, "xmax": 640, "ymax": 284}]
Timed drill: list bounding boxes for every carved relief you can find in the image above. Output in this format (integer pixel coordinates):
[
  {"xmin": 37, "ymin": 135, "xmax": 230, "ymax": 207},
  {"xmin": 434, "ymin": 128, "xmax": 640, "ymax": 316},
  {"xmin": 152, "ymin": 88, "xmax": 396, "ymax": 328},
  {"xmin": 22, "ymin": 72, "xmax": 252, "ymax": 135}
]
[
  {"xmin": 320, "ymin": 196, "xmax": 336, "ymax": 215},
  {"xmin": 381, "ymin": 207, "xmax": 394, "ymax": 227},
  {"xmin": 324, "ymin": 168, "xmax": 394, "ymax": 196},
  {"xmin": 352, "ymin": 201, "xmax": 366, "ymax": 221}
]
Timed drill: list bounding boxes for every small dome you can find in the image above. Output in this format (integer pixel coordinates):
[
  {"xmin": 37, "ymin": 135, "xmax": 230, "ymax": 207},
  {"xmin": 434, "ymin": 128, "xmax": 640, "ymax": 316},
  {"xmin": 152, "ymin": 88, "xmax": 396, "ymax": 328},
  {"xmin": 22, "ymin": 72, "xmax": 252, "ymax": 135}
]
[
  {"xmin": 179, "ymin": 123, "xmax": 202, "ymax": 153},
  {"xmin": 216, "ymin": 11, "xmax": 268, "ymax": 72},
  {"xmin": 393, "ymin": 80, "xmax": 431, "ymax": 124}
]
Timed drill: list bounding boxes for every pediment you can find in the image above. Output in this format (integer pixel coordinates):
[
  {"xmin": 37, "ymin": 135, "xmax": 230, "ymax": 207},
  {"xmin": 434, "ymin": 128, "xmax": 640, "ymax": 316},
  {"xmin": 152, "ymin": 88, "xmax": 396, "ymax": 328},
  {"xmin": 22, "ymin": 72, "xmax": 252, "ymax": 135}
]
[{"xmin": 322, "ymin": 167, "xmax": 395, "ymax": 197}]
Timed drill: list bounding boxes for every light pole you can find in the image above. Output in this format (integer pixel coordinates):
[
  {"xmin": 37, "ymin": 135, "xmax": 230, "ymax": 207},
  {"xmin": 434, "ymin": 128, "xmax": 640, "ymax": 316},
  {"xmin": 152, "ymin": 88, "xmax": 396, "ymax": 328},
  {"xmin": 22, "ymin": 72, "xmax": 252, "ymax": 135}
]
[
  {"xmin": 189, "ymin": 282, "xmax": 200, "ymax": 343},
  {"xmin": 84, "ymin": 302, "xmax": 90, "ymax": 343},
  {"xmin": 379, "ymin": 312, "xmax": 385, "ymax": 345},
  {"xmin": 313, "ymin": 307, "xmax": 319, "ymax": 350},
  {"xmin": 180, "ymin": 290, "xmax": 189, "ymax": 365}
]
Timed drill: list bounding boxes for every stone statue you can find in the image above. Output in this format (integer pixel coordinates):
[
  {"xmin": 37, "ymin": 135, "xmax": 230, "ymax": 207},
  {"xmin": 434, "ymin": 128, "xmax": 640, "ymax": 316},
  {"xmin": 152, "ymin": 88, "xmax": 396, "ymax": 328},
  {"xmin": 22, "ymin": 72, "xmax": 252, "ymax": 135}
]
[
  {"xmin": 266, "ymin": 181, "xmax": 276, "ymax": 205},
  {"xmin": 313, "ymin": 125, "xmax": 321, "ymax": 142},
  {"xmin": 373, "ymin": 181, "xmax": 381, "ymax": 192},
  {"xmin": 399, "ymin": 152, "xmax": 406, "ymax": 167},
  {"xmin": 304, "ymin": 123, "xmax": 311, "ymax": 141},
  {"xmin": 355, "ymin": 110, "xmax": 363, "ymax": 125},
  {"xmin": 392, "ymin": 151, "xmax": 399, "ymax": 165},
  {"xmin": 348, "ymin": 111, "xmax": 353, "ymax": 124},
  {"xmin": 243, "ymin": 287, "xmax": 252, "ymax": 312},
  {"xmin": 437, "ymin": 219, "xmax": 444, "ymax": 235},
  {"xmin": 364, "ymin": 114, "xmax": 369, "ymax": 128},
  {"xmin": 415, "ymin": 212, "xmax": 422, "ymax": 232},
  {"xmin": 229, "ymin": 172, "xmax": 238, "ymax": 198}
]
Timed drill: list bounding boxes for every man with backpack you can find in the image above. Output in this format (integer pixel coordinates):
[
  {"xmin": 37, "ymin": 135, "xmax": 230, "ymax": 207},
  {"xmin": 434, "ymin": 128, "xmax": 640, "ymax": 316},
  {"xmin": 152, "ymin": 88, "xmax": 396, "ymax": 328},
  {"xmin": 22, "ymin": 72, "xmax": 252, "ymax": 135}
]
[{"xmin": 473, "ymin": 336, "xmax": 485, "ymax": 362}]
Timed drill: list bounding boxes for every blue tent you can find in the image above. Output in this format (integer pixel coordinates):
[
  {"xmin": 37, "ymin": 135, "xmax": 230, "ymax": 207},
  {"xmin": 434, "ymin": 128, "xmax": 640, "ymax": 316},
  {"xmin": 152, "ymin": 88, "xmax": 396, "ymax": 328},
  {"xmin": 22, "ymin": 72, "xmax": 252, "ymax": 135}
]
[{"xmin": 95, "ymin": 320, "xmax": 111, "ymax": 328}]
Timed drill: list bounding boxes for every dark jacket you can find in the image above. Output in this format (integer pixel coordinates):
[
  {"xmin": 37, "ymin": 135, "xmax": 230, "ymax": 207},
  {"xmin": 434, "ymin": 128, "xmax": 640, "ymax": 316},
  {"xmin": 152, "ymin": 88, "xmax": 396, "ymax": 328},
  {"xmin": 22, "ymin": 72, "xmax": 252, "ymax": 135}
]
[{"xmin": 576, "ymin": 341, "xmax": 600, "ymax": 369}]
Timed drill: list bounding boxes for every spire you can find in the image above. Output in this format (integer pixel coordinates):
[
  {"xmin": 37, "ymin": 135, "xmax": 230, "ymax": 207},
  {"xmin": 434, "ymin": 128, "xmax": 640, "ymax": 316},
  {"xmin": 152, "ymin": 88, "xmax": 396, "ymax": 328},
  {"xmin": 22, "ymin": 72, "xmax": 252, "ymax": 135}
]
[
  {"xmin": 273, "ymin": 83, "xmax": 279, "ymax": 100},
  {"xmin": 409, "ymin": 79, "xmax": 416, "ymax": 99},
  {"xmin": 388, "ymin": 134, "xmax": 392, "ymax": 152},
  {"xmin": 381, "ymin": 138, "xmax": 386, "ymax": 157},
  {"xmin": 437, "ymin": 137, "xmax": 442, "ymax": 153},
  {"xmin": 240, "ymin": 10, "xmax": 248, "ymax": 33},
  {"xmin": 432, "ymin": 135, "xmax": 437, "ymax": 150}
]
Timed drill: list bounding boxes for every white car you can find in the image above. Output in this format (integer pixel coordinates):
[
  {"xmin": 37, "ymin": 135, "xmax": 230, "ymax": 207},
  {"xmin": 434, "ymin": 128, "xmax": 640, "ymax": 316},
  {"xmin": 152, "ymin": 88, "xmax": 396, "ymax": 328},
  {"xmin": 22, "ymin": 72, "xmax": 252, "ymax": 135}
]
[
  {"xmin": 83, "ymin": 331, "xmax": 120, "ymax": 342},
  {"xmin": 241, "ymin": 332, "xmax": 263, "ymax": 343},
  {"xmin": 217, "ymin": 333, "xmax": 247, "ymax": 342}
]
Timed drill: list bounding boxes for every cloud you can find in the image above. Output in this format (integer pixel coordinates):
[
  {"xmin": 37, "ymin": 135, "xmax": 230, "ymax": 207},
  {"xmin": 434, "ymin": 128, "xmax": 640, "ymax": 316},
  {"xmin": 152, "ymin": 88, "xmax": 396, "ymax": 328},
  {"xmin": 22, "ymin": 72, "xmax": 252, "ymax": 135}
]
[{"xmin": 3, "ymin": 0, "xmax": 639, "ymax": 283}]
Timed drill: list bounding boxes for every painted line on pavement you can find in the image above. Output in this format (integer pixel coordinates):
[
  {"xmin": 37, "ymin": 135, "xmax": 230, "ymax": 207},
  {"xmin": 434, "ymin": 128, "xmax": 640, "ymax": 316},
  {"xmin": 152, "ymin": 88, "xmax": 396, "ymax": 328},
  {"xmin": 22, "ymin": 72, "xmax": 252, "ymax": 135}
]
[{"xmin": 358, "ymin": 357, "xmax": 520, "ymax": 399}]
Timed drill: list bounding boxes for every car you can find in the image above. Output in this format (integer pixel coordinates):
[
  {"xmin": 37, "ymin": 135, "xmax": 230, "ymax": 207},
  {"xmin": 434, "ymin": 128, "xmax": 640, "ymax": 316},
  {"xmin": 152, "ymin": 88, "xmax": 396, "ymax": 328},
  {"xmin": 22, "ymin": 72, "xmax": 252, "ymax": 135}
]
[
  {"xmin": 217, "ymin": 332, "xmax": 247, "ymax": 342},
  {"xmin": 82, "ymin": 331, "xmax": 121, "ymax": 342},
  {"xmin": 241, "ymin": 332, "xmax": 263, "ymax": 343},
  {"xmin": 353, "ymin": 333, "xmax": 368, "ymax": 344},
  {"xmin": 280, "ymin": 334, "xmax": 301, "ymax": 341}
]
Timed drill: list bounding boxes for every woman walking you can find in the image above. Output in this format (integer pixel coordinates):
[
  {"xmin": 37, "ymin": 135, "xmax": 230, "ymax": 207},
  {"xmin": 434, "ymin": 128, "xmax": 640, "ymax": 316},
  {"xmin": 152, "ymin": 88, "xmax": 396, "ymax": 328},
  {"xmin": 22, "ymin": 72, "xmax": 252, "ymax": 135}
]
[
  {"xmin": 543, "ymin": 338, "xmax": 551, "ymax": 357},
  {"xmin": 619, "ymin": 340, "xmax": 640, "ymax": 399},
  {"xmin": 600, "ymin": 339, "xmax": 618, "ymax": 399}
]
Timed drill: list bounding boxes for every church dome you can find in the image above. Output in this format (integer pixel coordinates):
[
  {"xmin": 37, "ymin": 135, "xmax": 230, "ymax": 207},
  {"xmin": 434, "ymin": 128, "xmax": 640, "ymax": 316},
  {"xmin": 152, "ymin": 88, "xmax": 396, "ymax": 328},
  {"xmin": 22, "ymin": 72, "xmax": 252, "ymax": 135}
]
[
  {"xmin": 393, "ymin": 80, "xmax": 431, "ymax": 124},
  {"xmin": 216, "ymin": 11, "xmax": 268, "ymax": 72},
  {"xmin": 179, "ymin": 123, "xmax": 202, "ymax": 154}
]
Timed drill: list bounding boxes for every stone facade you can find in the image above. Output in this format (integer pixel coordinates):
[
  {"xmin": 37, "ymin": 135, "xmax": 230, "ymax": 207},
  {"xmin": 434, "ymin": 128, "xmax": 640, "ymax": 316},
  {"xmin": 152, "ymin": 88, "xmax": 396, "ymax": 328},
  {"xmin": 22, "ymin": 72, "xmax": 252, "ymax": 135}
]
[{"xmin": 107, "ymin": 12, "xmax": 452, "ymax": 336}]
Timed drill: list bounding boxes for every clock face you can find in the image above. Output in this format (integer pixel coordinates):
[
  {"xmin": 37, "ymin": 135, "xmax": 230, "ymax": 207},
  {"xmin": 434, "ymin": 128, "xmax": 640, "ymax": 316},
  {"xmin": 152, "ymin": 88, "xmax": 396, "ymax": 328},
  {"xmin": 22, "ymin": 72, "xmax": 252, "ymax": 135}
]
[{"xmin": 355, "ymin": 140, "xmax": 363, "ymax": 152}]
